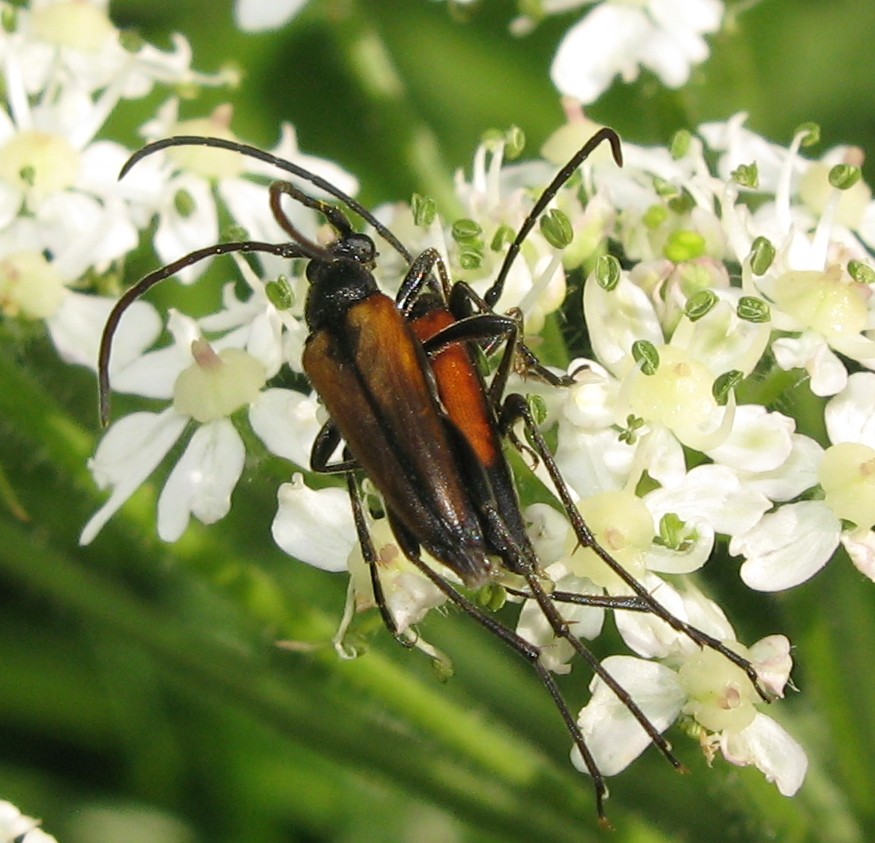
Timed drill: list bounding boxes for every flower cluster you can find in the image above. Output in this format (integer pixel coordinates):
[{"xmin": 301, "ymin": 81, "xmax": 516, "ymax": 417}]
[
  {"xmin": 0, "ymin": 0, "xmax": 355, "ymax": 543},
  {"xmin": 0, "ymin": 0, "xmax": 235, "ymax": 365},
  {"xmin": 503, "ymin": 107, "xmax": 875, "ymax": 789},
  {"xmin": 77, "ymin": 90, "xmax": 875, "ymax": 796}
]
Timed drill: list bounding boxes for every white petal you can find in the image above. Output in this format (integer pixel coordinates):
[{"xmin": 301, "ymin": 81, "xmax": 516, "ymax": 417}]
[
  {"xmin": 153, "ymin": 176, "xmax": 219, "ymax": 283},
  {"xmin": 841, "ymin": 528, "xmax": 875, "ymax": 582},
  {"xmin": 634, "ymin": 425, "xmax": 688, "ymax": 488},
  {"xmin": 644, "ymin": 523, "xmax": 713, "ymax": 574},
  {"xmin": 561, "ymin": 363, "xmax": 618, "ymax": 431},
  {"xmin": 646, "ymin": 464, "xmax": 771, "ymax": 536},
  {"xmin": 0, "ymin": 799, "xmax": 37, "ymax": 838},
  {"xmin": 679, "ymin": 585, "xmax": 736, "ymax": 642},
  {"xmin": 642, "ymin": 0, "xmax": 722, "ymax": 87},
  {"xmin": 47, "ymin": 292, "xmax": 161, "ymax": 371},
  {"xmin": 519, "ymin": 573, "xmax": 605, "ymax": 674},
  {"xmin": 825, "ymin": 371, "xmax": 875, "ymax": 447},
  {"xmin": 234, "ymin": 0, "xmax": 309, "ymax": 31},
  {"xmin": 772, "ymin": 334, "xmax": 847, "ymax": 397},
  {"xmin": 81, "ymin": 409, "xmax": 188, "ymax": 544},
  {"xmin": 739, "ymin": 434, "xmax": 823, "ymax": 503},
  {"xmin": 157, "ymin": 419, "xmax": 245, "ymax": 541},
  {"xmin": 706, "ymin": 405, "xmax": 794, "ymax": 473},
  {"xmin": 272, "ymin": 474, "xmax": 355, "ymax": 571},
  {"xmin": 583, "ymin": 272, "xmax": 663, "ymax": 377},
  {"xmin": 733, "ymin": 501, "xmax": 841, "ymax": 591},
  {"xmin": 556, "ymin": 426, "xmax": 634, "ymax": 497},
  {"xmin": 720, "ymin": 712, "xmax": 808, "ymax": 796},
  {"xmin": 523, "ymin": 503, "xmax": 571, "ymax": 566},
  {"xmin": 574, "ymin": 656, "xmax": 685, "ymax": 776},
  {"xmin": 614, "ymin": 575, "xmax": 690, "ymax": 658},
  {"xmin": 748, "ymin": 634, "xmax": 793, "ymax": 698},
  {"xmin": 551, "ymin": 6, "xmax": 651, "ymax": 104},
  {"xmin": 249, "ymin": 388, "xmax": 321, "ymax": 468},
  {"xmin": 110, "ymin": 310, "xmax": 203, "ymax": 400}
]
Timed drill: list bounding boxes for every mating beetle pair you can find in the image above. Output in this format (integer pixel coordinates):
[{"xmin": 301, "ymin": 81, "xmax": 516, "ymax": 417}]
[{"xmin": 98, "ymin": 129, "xmax": 769, "ymax": 822}]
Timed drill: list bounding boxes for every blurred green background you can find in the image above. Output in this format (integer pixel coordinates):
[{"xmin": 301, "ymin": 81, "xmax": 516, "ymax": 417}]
[{"xmin": 3, "ymin": 0, "xmax": 875, "ymax": 841}]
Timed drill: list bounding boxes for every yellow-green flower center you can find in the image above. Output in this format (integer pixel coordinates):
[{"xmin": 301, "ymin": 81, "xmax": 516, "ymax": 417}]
[
  {"xmin": 627, "ymin": 345, "xmax": 717, "ymax": 441},
  {"xmin": 167, "ymin": 109, "xmax": 244, "ymax": 179},
  {"xmin": 173, "ymin": 339, "xmax": 266, "ymax": 422},
  {"xmin": 771, "ymin": 266, "xmax": 868, "ymax": 340},
  {"xmin": 819, "ymin": 442, "xmax": 875, "ymax": 529},
  {"xmin": 567, "ymin": 489, "xmax": 652, "ymax": 588},
  {"xmin": 0, "ymin": 131, "xmax": 80, "ymax": 200},
  {"xmin": 31, "ymin": 1, "xmax": 115, "ymax": 52},
  {"xmin": 0, "ymin": 251, "xmax": 66, "ymax": 319},
  {"xmin": 678, "ymin": 647, "xmax": 757, "ymax": 733}
]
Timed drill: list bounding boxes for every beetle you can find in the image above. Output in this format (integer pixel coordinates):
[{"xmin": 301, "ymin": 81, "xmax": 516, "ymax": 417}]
[{"xmin": 99, "ymin": 131, "xmax": 769, "ymax": 821}]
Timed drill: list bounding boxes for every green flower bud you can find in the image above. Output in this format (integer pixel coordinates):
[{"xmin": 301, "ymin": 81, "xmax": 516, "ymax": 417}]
[
  {"xmin": 713, "ymin": 369, "xmax": 743, "ymax": 404},
  {"xmin": 452, "ymin": 218, "xmax": 483, "ymax": 243},
  {"xmin": 829, "ymin": 164, "xmax": 861, "ymax": 190},
  {"xmin": 459, "ymin": 249, "xmax": 482, "ymax": 270},
  {"xmin": 491, "ymin": 224, "xmax": 515, "ymax": 252},
  {"xmin": 595, "ymin": 254, "xmax": 621, "ymax": 290},
  {"xmin": 685, "ymin": 289, "xmax": 718, "ymax": 322},
  {"xmin": 540, "ymin": 208, "xmax": 573, "ymax": 249},
  {"xmin": 505, "ymin": 125, "xmax": 526, "ymax": 160},
  {"xmin": 174, "ymin": 188, "xmax": 196, "ymax": 218},
  {"xmin": 656, "ymin": 512, "xmax": 689, "ymax": 551},
  {"xmin": 737, "ymin": 296, "xmax": 771, "ymax": 323},
  {"xmin": 848, "ymin": 260, "xmax": 875, "ymax": 285},
  {"xmin": 749, "ymin": 236, "xmax": 775, "ymax": 276},
  {"xmin": 632, "ymin": 340, "xmax": 659, "ymax": 375},
  {"xmin": 119, "ymin": 30, "xmax": 144, "ymax": 52},
  {"xmin": 617, "ymin": 414, "xmax": 645, "ymax": 445},
  {"xmin": 643, "ymin": 204, "xmax": 669, "ymax": 229},
  {"xmin": 731, "ymin": 162, "xmax": 759, "ymax": 189},
  {"xmin": 527, "ymin": 394, "xmax": 548, "ymax": 426},
  {"xmin": 411, "ymin": 193, "xmax": 436, "ymax": 227},
  {"xmin": 669, "ymin": 130, "xmax": 692, "ymax": 160},
  {"xmin": 795, "ymin": 122, "xmax": 821, "ymax": 148},
  {"xmin": 667, "ymin": 189, "xmax": 695, "ymax": 215},
  {"xmin": 224, "ymin": 223, "xmax": 249, "ymax": 241},
  {"xmin": 664, "ymin": 229, "xmax": 706, "ymax": 263},
  {"xmin": 265, "ymin": 276, "xmax": 294, "ymax": 310}
]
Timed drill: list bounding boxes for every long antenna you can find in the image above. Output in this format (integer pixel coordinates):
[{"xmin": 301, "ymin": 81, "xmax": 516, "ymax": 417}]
[
  {"xmin": 484, "ymin": 127, "xmax": 622, "ymax": 308},
  {"xmin": 121, "ymin": 136, "xmax": 413, "ymax": 263}
]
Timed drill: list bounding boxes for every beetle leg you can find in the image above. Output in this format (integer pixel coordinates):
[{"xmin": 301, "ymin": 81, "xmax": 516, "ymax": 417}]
[
  {"xmin": 401, "ymin": 546, "xmax": 612, "ymax": 825},
  {"xmin": 499, "ymin": 393, "xmax": 773, "ymax": 703},
  {"xmin": 344, "ymin": 472, "xmax": 416, "ymax": 647},
  {"xmin": 396, "ymin": 246, "xmax": 452, "ymax": 312}
]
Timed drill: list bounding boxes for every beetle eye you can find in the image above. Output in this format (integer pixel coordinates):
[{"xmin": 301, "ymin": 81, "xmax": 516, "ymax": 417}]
[{"xmin": 334, "ymin": 232, "xmax": 376, "ymax": 266}]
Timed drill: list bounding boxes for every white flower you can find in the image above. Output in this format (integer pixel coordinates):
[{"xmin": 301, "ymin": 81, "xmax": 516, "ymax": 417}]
[
  {"xmin": 272, "ymin": 473, "xmax": 357, "ymax": 572},
  {"xmin": 733, "ymin": 371, "xmax": 875, "ymax": 588},
  {"xmin": 704, "ymin": 115, "xmax": 875, "ymax": 396},
  {"xmin": 445, "ymin": 135, "xmax": 572, "ymax": 330},
  {"xmin": 134, "ymin": 101, "xmax": 358, "ymax": 283},
  {"xmin": 0, "ymin": 799, "xmax": 58, "ymax": 843},
  {"xmin": 346, "ymin": 518, "xmax": 449, "ymax": 634},
  {"xmin": 11, "ymin": 0, "xmax": 233, "ymax": 97},
  {"xmin": 573, "ymin": 595, "xmax": 806, "ymax": 795},
  {"xmin": 550, "ymin": 0, "xmax": 724, "ymax": 105},
  {"xmin": 81, "ymin": 308, "xmax": 300, "ymax": 544}
]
